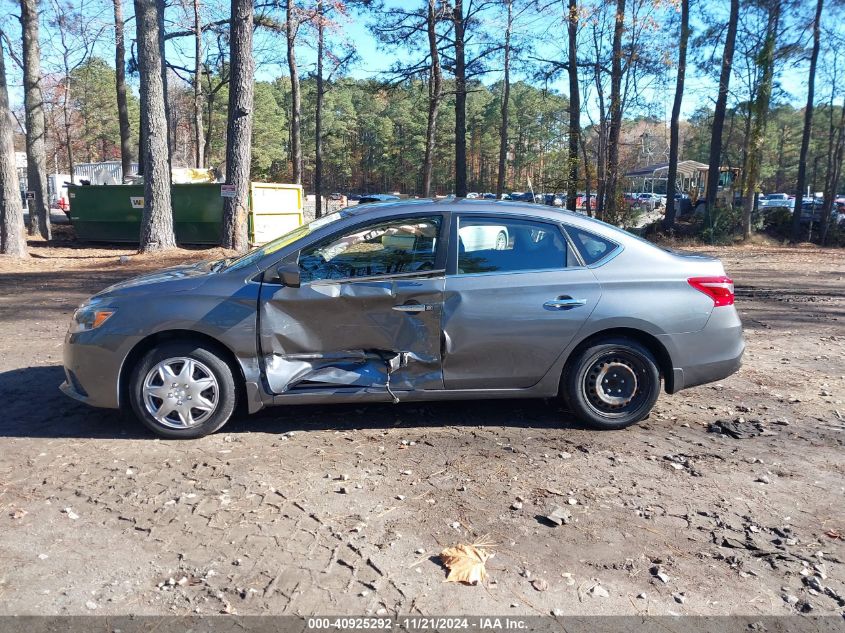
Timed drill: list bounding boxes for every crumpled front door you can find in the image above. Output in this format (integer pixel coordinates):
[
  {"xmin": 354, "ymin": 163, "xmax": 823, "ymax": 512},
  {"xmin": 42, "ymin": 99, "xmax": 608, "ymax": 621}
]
[{"xmin": 258, "ymin": 275, "xmax": 444, "ymax": 396}]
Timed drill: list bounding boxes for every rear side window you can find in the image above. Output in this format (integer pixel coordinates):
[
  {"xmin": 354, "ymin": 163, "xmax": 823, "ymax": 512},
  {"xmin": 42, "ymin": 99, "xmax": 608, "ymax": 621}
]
[
  {"xmin": 456, "ymin": 216, "xmax": 574, "ymax": 274},
  {"xmin": 565, "ymin": 227, "xmax": 618, "ymax": 265}
]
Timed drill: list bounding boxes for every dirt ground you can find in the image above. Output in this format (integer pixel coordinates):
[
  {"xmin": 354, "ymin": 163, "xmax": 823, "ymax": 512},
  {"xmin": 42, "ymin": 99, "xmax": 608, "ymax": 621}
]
[{"xmin": 0, "ymin": 231, "xmax": 843, "ymax": 617}]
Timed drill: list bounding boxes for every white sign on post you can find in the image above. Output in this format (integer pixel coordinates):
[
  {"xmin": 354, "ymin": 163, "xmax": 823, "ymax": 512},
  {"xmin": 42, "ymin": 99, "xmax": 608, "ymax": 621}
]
[
  {"xmin": 220, "ymin": 184, "xmax": 236, "ymax": 198},
  {"xmin": 26, "ymin": 191, "xmax": 35, "ymax": 200}
]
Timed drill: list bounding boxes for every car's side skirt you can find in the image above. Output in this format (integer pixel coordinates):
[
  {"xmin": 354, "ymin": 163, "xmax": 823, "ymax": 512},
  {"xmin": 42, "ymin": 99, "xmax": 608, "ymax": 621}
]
[{"xmin": 270, "ymin": 385, "xmax": 557, "ymax": 407}]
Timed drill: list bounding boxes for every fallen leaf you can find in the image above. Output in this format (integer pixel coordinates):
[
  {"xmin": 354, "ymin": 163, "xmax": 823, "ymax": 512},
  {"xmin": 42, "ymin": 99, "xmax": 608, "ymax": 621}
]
[
  {"xmin": 10, "ymin": 509, "xmax": 27, "ymax": 519},
  {"xmin": 825, "ymin": 529, "xmax": 842, "ymax": 540},
  {"xmin": 440, "ymin": 541, "xmax": 494, "ymax": 585}
]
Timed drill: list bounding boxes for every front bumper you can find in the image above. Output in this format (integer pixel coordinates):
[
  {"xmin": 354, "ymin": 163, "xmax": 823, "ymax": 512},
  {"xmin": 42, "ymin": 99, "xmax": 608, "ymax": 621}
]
[
  {"xmin": 659, "ymin": 305, "xmax": 745, "ymax": 393},
  {"xmin": 60, "ymin": 330, "xmax": 131, "ymax": 409}
]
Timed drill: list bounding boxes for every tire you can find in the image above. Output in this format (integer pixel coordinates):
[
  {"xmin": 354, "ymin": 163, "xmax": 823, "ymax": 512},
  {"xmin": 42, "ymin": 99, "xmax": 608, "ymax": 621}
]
[
  {"xmin": 562, "ymin": 337, "xmax": 660, "ymax": 430},
  {"xmin": 494, "ymin": 231, "xmax": 508, "ymax": 250},
  {"xmin": 129, "ymin": 342, "xmax": 237, "ymax": 439}
]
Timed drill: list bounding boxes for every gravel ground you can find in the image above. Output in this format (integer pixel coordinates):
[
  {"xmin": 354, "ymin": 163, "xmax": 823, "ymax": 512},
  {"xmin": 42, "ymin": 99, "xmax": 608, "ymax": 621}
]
[{"xmin": 0, "ymin": 236, "xmax": 843, "ymax": 616}]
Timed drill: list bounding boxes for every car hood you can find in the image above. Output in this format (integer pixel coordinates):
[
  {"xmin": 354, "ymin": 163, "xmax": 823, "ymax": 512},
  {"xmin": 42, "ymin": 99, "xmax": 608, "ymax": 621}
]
[{"xmin": 94, "ymin": 261, "xmax": 217, "ymax": 298}]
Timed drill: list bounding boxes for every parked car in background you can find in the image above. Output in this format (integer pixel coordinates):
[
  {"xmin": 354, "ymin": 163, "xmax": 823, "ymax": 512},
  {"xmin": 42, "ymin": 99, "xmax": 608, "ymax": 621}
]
[
  {"xmin": 482, "ymin": 192, "xmax": 496, "ymax": 200},
  {"xmin": 466, "ymin": 192, "xmax": 480, "ymax": 199},
  {"xmin": 759, "ymin": 193, "xmax": 792, "ymax": 209},
  {"xmin": 543, "ymin": 193, "xmax": 564, "ymax": 207},
  {"xmin": 577, "ymin": 193, "xmax": 597, "ymax": 211},
  {"xmin": 635, "ymin": 193, "xmax": 665, "ymax": 210},
  {"xmin": 61, "ymin": 200, "xmax": 744, "ymax": 439},
  {"xmin": 507, "ymin": 192, "xmax": 536, "ymax": 203},
  {"xmin": 357, "ymin": 194, "xmax": 401, "ymax": 204}
]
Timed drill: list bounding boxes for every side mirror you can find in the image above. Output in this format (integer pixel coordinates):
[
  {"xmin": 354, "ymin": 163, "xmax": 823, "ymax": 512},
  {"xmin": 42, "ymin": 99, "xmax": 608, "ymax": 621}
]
[{"xmin": 276, "ymin": 262, "xmax": 301, "ymax": 288}]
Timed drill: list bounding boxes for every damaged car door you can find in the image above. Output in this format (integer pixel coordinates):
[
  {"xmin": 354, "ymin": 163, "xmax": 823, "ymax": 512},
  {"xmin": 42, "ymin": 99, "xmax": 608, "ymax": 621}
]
[{"xmin": 258, "ymin": 215, "xmax": 447, "ymax": 398}]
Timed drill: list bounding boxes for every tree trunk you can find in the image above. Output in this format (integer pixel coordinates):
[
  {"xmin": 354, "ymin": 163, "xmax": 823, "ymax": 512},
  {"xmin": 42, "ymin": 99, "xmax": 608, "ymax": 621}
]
[
  {"xmin": 20, "ymin": 0, "xmax": 50, "ymax": 240},
  {"xmin": 566, "ymin": 0, "xmax": 580, "ymax": 211},
  {"xmin": 741, "ymin": 3, "xmax": 780, "ymax": 240},
  {"xmin": 287, "ymin": 0, "xmax": 302, "ymax": 184},
  {"xmin": 192, "ymin": 0, "xmax": 204, "ymax": 168},
  {"xmin": 704, "ymin": 0, "xmax": 738, "ymax": 222},
  {"xmin": 134, "ymin": 0, "xmax": 176, "ymax": 252},
  {"xmin": 113, "ymin": 0, "xmax": 133, "ymax": 180},
  {"xmin": 663, "ymin": 0, "xmax": 689, "ymax": 230},
  {"xmin": 221, "ymin": 0, "xmax": 254, "ymax": 251},
  {"xmin": 821, "ymin": 93, "xmax": 845, "ymax": 244},
  {"xmin": 495, "ymin": 0, "xmax": 512, "ymax": 199},
  {"xmin": 314, "ymin": 0, "xmax": 324, "ymax": 218},
  {"xmin": 580, "ymin": 134, "xmax": 593, "ymax": 218},
  {"xmin": 774, "ymin": 125, "xmax": 786, "ymax": 192},
  {"xmin": 790, "ymin": 0, "xmax": 823, "ymax": 242},
  {"xmin": 421, "ymin": 0, "xmax": 442, "ymax": 198},
  {"xmin": 604, "ymin": 0, "xmax": 625, "ymax": 218},
  {"xmin": 62, "ymin": 77, "xmax": 75, "ymax": 182},
  {"xmin": 0, "ymin": 35, "xmax": 27, "ymax": 257},
  {"xmin": 453, "ymin": 0, "xmax": 467, "ymax": 197},
  {"xmin": 594, "ymin": 61, "xmax": 607, "ymax": 219}
]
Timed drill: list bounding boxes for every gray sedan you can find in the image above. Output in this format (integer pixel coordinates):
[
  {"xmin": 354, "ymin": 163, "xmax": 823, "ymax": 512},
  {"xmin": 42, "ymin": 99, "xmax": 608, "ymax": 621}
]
[{"xmin": 61, "ymin": 200, "xmax": 744, "ymax": 438}]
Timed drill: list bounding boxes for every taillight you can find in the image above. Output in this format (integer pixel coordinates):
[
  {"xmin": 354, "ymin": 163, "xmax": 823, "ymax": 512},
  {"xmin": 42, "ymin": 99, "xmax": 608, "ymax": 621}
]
[{"xmin": 688, "ymin": 276, "xmax": 734, "ymax": 307}]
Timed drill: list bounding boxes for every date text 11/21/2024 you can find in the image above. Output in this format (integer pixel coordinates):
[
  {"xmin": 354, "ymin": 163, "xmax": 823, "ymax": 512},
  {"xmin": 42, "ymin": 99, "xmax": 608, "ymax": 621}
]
[{"xmin": 306, "ymin": 617, "xmax": 530, "ymax": 631}]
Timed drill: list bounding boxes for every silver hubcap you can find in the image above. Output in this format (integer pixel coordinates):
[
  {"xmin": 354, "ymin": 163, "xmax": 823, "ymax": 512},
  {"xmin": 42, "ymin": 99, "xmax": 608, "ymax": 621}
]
[
  {"xmin": 142, "ymin": 357, "xmax": 219, "ymax": 429},
  {"xmin": 595, "ymin": 361, "xmax": 638, "ymax": 407},
  {"xmin": 495, "ymin": 232, "xmax": 507, "ymax": 250}
]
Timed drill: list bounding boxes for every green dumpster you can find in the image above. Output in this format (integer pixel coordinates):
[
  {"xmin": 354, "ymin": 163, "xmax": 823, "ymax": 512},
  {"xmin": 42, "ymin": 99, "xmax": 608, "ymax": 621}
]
[{"xmin": 67, "ymin": 182, "xmax": 303, "ymax": 245}]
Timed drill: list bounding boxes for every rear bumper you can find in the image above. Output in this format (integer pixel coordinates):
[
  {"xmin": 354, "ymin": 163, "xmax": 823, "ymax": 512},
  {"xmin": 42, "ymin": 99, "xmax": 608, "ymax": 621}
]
[{"xmin": 659, "ymin": 305, "xmax": 745, "ymax": 393}]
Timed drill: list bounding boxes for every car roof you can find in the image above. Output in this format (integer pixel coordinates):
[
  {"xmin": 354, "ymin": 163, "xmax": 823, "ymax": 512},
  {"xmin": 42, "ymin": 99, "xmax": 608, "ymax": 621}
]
[{"xmin": 339, "ymin": 198, "xmax": 637, "ymax": 244}]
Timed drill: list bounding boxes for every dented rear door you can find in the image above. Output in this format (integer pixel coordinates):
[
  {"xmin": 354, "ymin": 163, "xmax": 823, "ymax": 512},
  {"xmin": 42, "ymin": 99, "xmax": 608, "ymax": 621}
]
[{"xmin": 258, "ymin": 214, "xmax": 447, "ymax": 396}]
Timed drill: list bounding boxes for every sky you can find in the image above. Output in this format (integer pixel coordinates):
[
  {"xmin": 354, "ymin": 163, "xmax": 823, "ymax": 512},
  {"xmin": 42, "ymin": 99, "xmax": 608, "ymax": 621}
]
[{"xmin": 0, "ymin": 0, "xmax": 826, "ymax": 125}]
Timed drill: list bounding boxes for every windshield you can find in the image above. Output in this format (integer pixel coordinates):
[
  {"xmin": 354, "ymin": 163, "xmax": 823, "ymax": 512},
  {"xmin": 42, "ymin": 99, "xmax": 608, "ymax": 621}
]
[{"xmin": 221, "ymin": 211, "xmax": 347, "ymax": 272}]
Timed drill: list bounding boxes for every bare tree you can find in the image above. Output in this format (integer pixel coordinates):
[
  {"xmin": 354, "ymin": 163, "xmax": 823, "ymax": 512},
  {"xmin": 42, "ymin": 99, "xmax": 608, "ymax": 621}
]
[
  {"xmin": 221, "ymin": 0, "xmax": 254, "ymax": 250},
  {"xmin": 192, "ymin": 0, "xmax": 204, "ymax": 167},
  {"xmin": 19, "ymin": 0, "xmax": 50, "ymax": 239},
  {"xmin": 134, "ymin": 0, "xmax": 176, "ymax": 251},
  {"xmin": 315, "ymin": 0, "xmax": 324, "ymax": 217},
  {"xmin": 113, "ymin": 0, "xmax": 133, "ymax": 179},
  {"xmin": 495, "ymin": 0, "xmax": 512, "ymax": 198},
  {"xmin": 452, "ymin": 0, "xmax": 467, "ymax": 197},
  {"xmin": 790, "ymin": 0, "xmax": 823, "ymax": 241},
  {"xmin": 287, "ymin": 0, "xmax": 302, "ymax": 184},
  {"xmin": 663, "ymin": 0, "xmax": 689, "ymax": 230},
  {"xmin": 704, "ymin": 0, "xmax": 739, "ymax": 223},
  {"xmin": 422, "ymin": 0, "xmax": 442, "ymax": 198},
  {"xmin": 603, "ymin": 0, "xmax": 625, "ymax": 218},
  {"xmin": 48, "ymin": 0, "xmax": 105, "ymax": 182},
  {"xmin": 565, "ymin": 0, "xmax": 579, "ymax": 211},
  {"xmin": 741, "ymin": 2, "xmax": 780, "ymax": 240},
  {"xmin": 0, "ymin": 32, "xmax": 27, "ymax": 257}
]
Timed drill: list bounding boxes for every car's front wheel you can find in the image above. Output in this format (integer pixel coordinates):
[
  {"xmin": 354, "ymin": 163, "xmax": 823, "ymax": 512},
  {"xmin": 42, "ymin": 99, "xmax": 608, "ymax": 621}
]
[
  {"xmin": 562, "ymin": 337, "xmax": 660, "ymax": 430},
  {"xmin": 129, "ymin": 342, "xmax": 237, "ymax": 439}
]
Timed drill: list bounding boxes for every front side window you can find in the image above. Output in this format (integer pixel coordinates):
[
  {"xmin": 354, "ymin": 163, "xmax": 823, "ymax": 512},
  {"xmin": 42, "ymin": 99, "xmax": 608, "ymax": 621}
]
[
  {"xmin": 456, "ymin": 216, "xmax": 572, "ymax": 274},
  {"xmin": 299, "ymin": 216, "xmax": 441, "ymax": 283}
]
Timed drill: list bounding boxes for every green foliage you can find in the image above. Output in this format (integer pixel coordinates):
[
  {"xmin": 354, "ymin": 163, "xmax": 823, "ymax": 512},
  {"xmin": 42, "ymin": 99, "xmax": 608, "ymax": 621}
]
[{"xmin": 66, "ymin": 57, "xmax": 139, "ymax": 163}]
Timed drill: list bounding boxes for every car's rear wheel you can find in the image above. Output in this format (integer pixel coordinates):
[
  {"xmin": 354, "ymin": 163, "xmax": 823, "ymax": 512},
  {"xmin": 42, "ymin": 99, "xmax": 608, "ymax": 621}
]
[
  {"xmin": 562, "ymin": 338, "xmax": 660, "ymax": 430},
  {"xmin": 129, "ymin": 342, "xmax": 236, "ymax": 439}
]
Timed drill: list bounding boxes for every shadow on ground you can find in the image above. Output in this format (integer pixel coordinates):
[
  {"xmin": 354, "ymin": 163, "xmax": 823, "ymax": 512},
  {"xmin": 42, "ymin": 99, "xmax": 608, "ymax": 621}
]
[{"xmin": 0, "ymin": 365, "xmax": 578, "ymax": 440}]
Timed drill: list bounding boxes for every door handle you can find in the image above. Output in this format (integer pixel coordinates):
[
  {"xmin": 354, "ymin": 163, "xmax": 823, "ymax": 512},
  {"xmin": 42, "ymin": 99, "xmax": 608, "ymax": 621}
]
[
  {"xmin": 392, "ymin": 303, "xmax": 433, "ymax": 313},
  {"xmin": 544, "ymin": 297, "xmax": 587, "ymax": 310}
]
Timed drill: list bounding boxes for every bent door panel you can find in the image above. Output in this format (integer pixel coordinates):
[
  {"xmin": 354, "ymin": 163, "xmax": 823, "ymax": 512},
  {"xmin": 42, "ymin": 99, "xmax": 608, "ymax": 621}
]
[
  {"xmin": 259, "ymin": 277, "xmax": 444, "ymax": 394},
  {"xmin": 258, "ymin": 214, "xmax": 446, "ymax": 395}
]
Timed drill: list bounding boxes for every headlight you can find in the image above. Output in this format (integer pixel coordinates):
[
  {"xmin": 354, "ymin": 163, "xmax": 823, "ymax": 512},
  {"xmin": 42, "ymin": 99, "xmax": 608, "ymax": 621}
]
[{"xmin": 69, "ymin": 304, "xmax": 116, "ymax": 333}]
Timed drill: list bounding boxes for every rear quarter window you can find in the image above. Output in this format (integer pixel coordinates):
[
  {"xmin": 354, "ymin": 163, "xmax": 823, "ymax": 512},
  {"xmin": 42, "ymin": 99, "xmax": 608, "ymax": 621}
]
[{"xmin": 565, "ymin": 226, "xmax": 619, "ymax": 265}]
